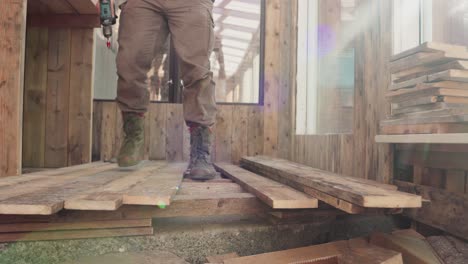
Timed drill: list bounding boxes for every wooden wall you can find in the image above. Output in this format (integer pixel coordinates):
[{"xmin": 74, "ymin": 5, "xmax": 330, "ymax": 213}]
[
  {"xmin": 0, "ymin": 0, "xmax": 27, "ymax": 177},
  {"xmin": 93, "ymin": 102, "xmax": 264, "ymax": 164},
  {"xmin": 22, "ymin": 27, "xmax": 94, "ymax": 168},
  {"xmin": 290, "ymin": 0, "xmax": 393, "ymax": 183}
]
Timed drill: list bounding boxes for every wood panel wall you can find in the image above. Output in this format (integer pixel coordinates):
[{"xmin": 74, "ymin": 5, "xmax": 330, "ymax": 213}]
[
  {"xmin": 0, "ymin": 0, "xmax": 27, "ymax": 177},
  {"xmin": 22, "ymin": 27, "xmax": 94, "ymax": 168},
  {"xmin": 290, "ymin": 0, "xmax": 394, "ymax": 183},
  {"xmin": 93, "ymin": 102, "xmax": 264, "ymax": 164}
]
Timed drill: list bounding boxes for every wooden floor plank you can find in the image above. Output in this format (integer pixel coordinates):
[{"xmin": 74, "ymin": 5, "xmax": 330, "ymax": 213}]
[
  {"xmin": 0, "ymin": 227, "xmax": 153, "ymax": 243},
  {"xmin": 64, "ymin": 161, "xmax": 167, "ymax": 210},
  {"xmin": 122, "ymin": 163, "xmax": 185, "ymax": 206},
  {"xmin": 241, "ymin": 156, "xmax": 421, "ymax": 208},
  {"xmin": 215, "ymin": 163, "xmax": 318, "ymax": 209}
]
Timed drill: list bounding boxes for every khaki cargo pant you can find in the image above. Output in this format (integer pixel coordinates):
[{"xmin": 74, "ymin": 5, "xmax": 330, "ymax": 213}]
[{"xmin": 116, "ymin": 0, "xmax": 217, "ymax": 126}]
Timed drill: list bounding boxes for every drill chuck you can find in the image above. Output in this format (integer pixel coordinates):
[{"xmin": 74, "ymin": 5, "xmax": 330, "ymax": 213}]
[{"xmin": 103, "ymin": 25, "xmax": 113, "ymax": 39}]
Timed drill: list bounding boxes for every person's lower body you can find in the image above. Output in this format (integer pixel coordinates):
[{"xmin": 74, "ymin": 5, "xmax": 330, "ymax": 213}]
[{"xmin": 115, "ymin": 0, "xmax": 218, "ymax": 180}]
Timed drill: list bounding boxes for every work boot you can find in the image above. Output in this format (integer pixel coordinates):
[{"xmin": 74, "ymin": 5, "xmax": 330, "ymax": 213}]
[
  {"xmin": 183, "ymin": 127, "xmax": 199, "ymax": 178},
  {"xmin": 188, "ymin": 125, "xmax": 217, "ymax": 181},
  {"xmin": 117, "ymin": 112, "xmax": 145, "ymax": 170}
]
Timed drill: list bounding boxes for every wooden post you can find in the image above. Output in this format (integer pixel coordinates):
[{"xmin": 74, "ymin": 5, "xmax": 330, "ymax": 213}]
[{"xmin": 0, "ymin": 0, "xmax": 27, "ymax": 177}]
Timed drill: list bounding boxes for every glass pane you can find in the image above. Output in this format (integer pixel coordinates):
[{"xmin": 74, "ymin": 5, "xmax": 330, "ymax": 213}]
[{"xmin": 212, "ymin": 0, "xmax": 262, "ymax": 103}]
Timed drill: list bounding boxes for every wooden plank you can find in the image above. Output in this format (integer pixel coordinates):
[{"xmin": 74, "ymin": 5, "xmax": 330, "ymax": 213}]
[
  {"xmin": 241, "ymin": 156, "xmax": 421, "ymax": 208},
  {"xmin": 381, "ymin": 123, "xmax": 468, "ymax": 135},
  {"xmin": 376, "ymin": 134, "xmax": 468, "ymax": 144},
  {"xmin": 429, "ymin": 69, "xmax": 468, "ymax": 83},
  {"xmin": 214, "ymin": 163, "xmax": 318, "ymax": 209},
  {"xmin": 380, "ymin": 113, "xmax": 468, "ymax": 126},
  {"xmin": 390, "ymin": 52, "xmax": 448, "ymax": 74},
  {"xmin": 395, "ymin": 180, "xmax": 468, "ymax": 240},
  {"xmin": 22, "ymin": 27, "xmax": 48, "ymax": 168},
  {"xmin": 231, "ymin": 106, "xmax": 248, "ymax": 164},
  {"xmin": 391, "ymin": 102, "xmax": 465, "ymax": 116},
  {"xmin": 391, "ymin": 42, "xmax": 468, "ymax": 62},
  {"xmin": 64, "ymin": 162, "xmax": 167, "ymax": 210},
  {"xmin": 390, "ymin": 75, "xmax": 428, "ymax": 91},
  {"xmin": 0, "ymin": 227, "xmax": 153, "ymax": 242},
  {"xmin": 123, "ymin": 163, "xmax": 185, "ymax": 206},
  {"xmin": 45, "ymin": 28, "xmax": 71, "ymax": 168},
  {"xmin": 247, "ymin": 106, "xmax": 264, "ymax": 156},
  {"xmin": 0, "ymin": 163, "xmax": 117, "ymax": 215},
  {"xmin": 392, "ymin": 96, "xmax": 468, "ymax": 109},
  {"xmin": 0, "ymin": 0, "xmax": 27, "ymax": 177},
  {"xmin": 0, "ymin": 219, "xmax": 151, "ymax": 233},
  {"xmin": 387, "ymin": 86, "xmax": 468, "ymax": 103},
  {"xmin": 445, "ymin": 170, "xmax": 466, "ymax": 194},
  {"xmin": 165, "ymin": 104, "xmax": 183, "ymax": 162},
  {"xmin": 177, "ymin": 182, "xmax": 244, "ymax": 195},
  {"xmin": 68, "ymin": 28, "xmax": 94, "ymax": 166},
  {"xmin": 100, "ymin": 102, "xmax": 117, "ymax": 161},
  {"xmin": 148, "ymin": 103, "xmax": 167, "ymax": 160},
  {"xmin": 392, "ymin": 60, "xmax": 468, "ymax": 83},
  {"xmin": 27, "ymin": 14, "xmax": 100, "ymax": 28},
  {"xmin": 215, "ymin": 105, "xmax": 233, "ymax": 162},
  {"xmin": 370, "ymin": 231, "xmax": 443, "ymax": 264}
]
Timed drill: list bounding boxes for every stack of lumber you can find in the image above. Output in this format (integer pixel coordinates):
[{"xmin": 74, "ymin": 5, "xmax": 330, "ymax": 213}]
[
  {"xmin": 238, "ymin": 156, "xmax": 422, "ymax": 214},
  {"xmin": 381, "ymin": 42, "xmax": 468, "ymax": 135},
  {"xmin": 207, "ymin": 238, "xmax": 403, "ymax": 264}
]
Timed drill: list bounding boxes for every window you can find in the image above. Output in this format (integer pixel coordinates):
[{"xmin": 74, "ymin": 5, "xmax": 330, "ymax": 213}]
[
  {"xmin": 393, "ymin": 0, "xmax": 433, "ymax": 55},
  {"xmin": 296, "ymin": 0, "xmax": 356, "ymax": 135},
  {"xmin": 93, "ymin": 1, "xmax": 265, "ymax": 105}
]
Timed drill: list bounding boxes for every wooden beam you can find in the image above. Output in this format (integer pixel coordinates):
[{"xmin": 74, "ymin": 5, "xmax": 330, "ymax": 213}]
[
  {"xmin": 27, "ymin": 14, "xmax": 100, "ymax": 28},
  {"xmin": 0, "ymin": 0, "xmax": 27, "ymax": 177}
]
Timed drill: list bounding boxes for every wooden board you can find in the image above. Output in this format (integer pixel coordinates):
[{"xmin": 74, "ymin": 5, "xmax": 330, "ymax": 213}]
[
  {"xmin": 214, "ymin": 163, "xmax": 318, "ymax": 209},
  {"xmin": 370, "ymin": 231, "xmax": 443, "ymax": 264},
  {"xmin": 0, "ymin": 227, "xmax": 153, "ymax": 242},
  {"xmin": 0, "ymin": 219, "xmax": 151, "ymax": 233},
  {"xmin": 391, "ymin": 102, "xmax": 466, "ymax": 116},
  {"xmin": 0, "ymin": 0, "xmax": 27, "ymax": 177},
  {"xmin": 392, "ymin": 60, "xmax": 468, "ymax": 83},
  {"xmin": 392, "ymin": 96, "xmax": 468, "ymax": 109},
  {"xmin": 390, "ymin": 75, "xmax": 428, "ymax": 91},
  {"xmin": 122, "ymin": 163, "xmax": 185, "ymax": 206},
  {"xmin": 387, "ymin": 86, "xmax": 468, "ymax": 103},
  {"xmin": 45, "ymin": 28, "xmax": 71, "ymax": 168},
  {"xmin": 22, "ymin": 27, "xmax": 48, "ymax": 168},
  {"xmin": 68, "ymin": 28, "xmax": 94, "ymax": 166},
  {"xmin": 380, "ymin": 113, "xmax": 468, "ymax": 126},
  {"xmin": 380, "ymin": 123, "xmax": 468, "ymax": 135},
  {"xmin": 391, "ymin": 42, "xmax": 468, "ymax": 62},
  {"xmin": 241, "ymin": 156, "xmax": 421, "ymax": 208},
  {"xmin": 429, "ymin": 69, "xmax": 468, "ymax": 83},
  {"xmin": 376, "ymin": 133, "xmax": 468, "ymax": 144},
  {"xmin": 64, "ymin": 162, "xmax": 168, "ymax": 210},
  {"xmin": 394, "ymin": 180, "xmax": 468, "ymax": 240}
]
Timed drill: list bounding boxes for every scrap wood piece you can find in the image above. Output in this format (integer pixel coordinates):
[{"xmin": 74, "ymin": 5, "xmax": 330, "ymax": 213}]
[
  {"xmin": 386, "ymin": 86, "xmax": 468, "ymax": 103},
  {"xmin": 214, "ymin": 163, "xmax": 318, "ymax": 209},
  {"xmin": 241, "ymin": 156, "xmax": 421, "ymax": 208},
  {"xmin": 122, "ymin": 163, "xmax": 186, "ymax": 206},
  {"xmin": 0, "ymin": 218, "xmax": 151, "ymax": 233},
  {"xmin": 391, "ymin": 42, "xmax": 468, "ymax": 62},
  {"xmin": 429, "ymin": 69, "xmax": 468, "ymax": 83},
  {"xmin": 370, "ymin": 230, "xmax": 443, "ymax": 264},
  {"xmin": 392, "ymin": 96, "xmax": 468, "ymax": 109},
  {"xmin": 177, "ymin": 182, "xmax": 244, "ymax": 195},
  {"xmin": 391, "ymin": 102, "xmax": 466, "ymax": 116},
  {"xmin": 393, "ymin": 60, "xmax": 468, "ymax": 83},
  {"xmin": 0, "ymin": 226, "xmax": 154, "ymax": 243},
  {"xmin": 380, "ymin": 113, "xmax": 468, "ymax": 126},
  {"xmin": 64, "ymin": 161, "xmax": 167, "ymax": 210},
  {"xmin": 427, "ymin": 236, "xmax": 468, "ymax": 264},
  {"xmin": 206, "ymin": 252, "xmax": 239, "ymax": 263},
  {"xmin": 394, "ymin": 180, "xmax": 468, "ymax": 240}
]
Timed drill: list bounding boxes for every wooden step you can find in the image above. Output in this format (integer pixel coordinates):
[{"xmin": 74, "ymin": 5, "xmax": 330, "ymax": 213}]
[
  {"xmin": 214, "ymin": 163, "xmax": 318, "ymax": 209},
  {"xmin": 240, "ymin": 156, "xmax": 421, "ymax": 209}
]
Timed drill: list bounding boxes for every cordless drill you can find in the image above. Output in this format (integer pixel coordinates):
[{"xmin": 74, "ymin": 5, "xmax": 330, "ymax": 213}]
[{"xmin": 99, "ymin": 0, "xmax": 117, "ymax": 48}]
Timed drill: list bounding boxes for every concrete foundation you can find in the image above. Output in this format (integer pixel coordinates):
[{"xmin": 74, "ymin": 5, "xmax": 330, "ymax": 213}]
[{"xmin": 0, "ymin": 215, "xmax": 402, "ymax": 264}]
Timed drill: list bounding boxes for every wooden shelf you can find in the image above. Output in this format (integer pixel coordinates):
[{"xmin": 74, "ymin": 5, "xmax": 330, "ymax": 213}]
[{"xmin": 375, "ymin": 133, "xmax": 468, "ymax": 144}]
